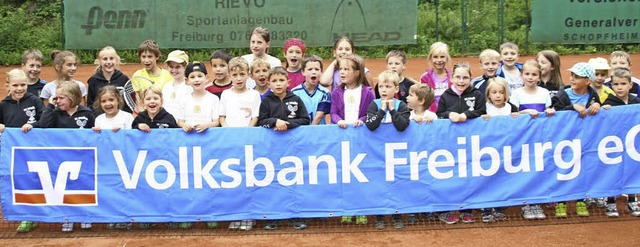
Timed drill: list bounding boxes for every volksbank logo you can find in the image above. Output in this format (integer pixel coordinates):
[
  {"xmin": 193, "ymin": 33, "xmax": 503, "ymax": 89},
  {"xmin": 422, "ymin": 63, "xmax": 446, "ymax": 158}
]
[
  {"xmin": 11, "ymin": 147, "xmax": 98, "ymax": 206},
  {"xmin": 81, "ymin": 6, "xmax": 146, "ymax": 35}
]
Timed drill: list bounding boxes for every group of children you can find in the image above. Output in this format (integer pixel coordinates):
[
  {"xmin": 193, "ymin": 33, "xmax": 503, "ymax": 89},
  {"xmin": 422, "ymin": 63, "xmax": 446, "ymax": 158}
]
[{"xmin": 3, "ymin": 25, "xmax": 639, "ymax": 232}]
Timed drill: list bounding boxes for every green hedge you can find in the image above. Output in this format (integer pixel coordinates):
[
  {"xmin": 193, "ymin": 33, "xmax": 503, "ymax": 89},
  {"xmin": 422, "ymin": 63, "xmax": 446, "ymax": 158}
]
[{"xmin": 0, "ymin": 0, "xmax": 637, "ymax": 65}]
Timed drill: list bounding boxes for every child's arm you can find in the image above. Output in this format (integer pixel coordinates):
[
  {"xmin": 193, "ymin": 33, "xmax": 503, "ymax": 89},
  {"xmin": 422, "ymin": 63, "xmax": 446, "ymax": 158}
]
[
  {"xmin": 177, "ymin": 120, "xmax": 193, "ymax": 132},
  {"xmin": 365, "ymin": 101, "xmax": 384, "ymax": 131},
  {"xmin": 390, "ymin": 101, "xmax": 411, "ymax": 131},
  {"xmin": 248, "ymin": 117, "xmax": 258, "ymax": 127},
  {"xmin": 436, "ymin": 98, "xmax": 451, "ymax": 119},
  {"xmin": 257, "ymin": 100, "xmax": 277, "ymax": 128},
  {"xmin": 320, "ymin": 60, "xmax": 337, "ymax": 87},
  {"xmin": 38, "ymin": 104, "xmax": 57, "ymax": 128},
  {"xmin": 330, "ymin": 90, "xmax": 344, "ymax": 124},
  {"xmin": 219, "ymin": 116, "xmax": 227, "ymax": 127},
  {"xmin": 311, "ymin": 111, "xmax": 325, "ymax": 125},
  {"xmin": 312, "ymin": 95, "xmax": 331, "ymax": 125},
  {"xmin": 552, "ymin": 90, "xmax": 576, "ymax": 111}
]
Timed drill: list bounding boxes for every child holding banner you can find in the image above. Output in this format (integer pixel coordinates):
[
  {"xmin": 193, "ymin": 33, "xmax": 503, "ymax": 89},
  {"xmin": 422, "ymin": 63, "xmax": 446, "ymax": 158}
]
[
  {"xmin": 132, "ymin": 86, "xmax": 178, "ymax": 132},
  {"xmin": 420, "ymin": 42, "xmax": 452, "ymax": 112},
  {"xmin": 206, "ymin": 50, "xmax": 233, "ymax": 98},
  {"xmin": 162, "ymin": 50, "xmax": 191, "ymax": 117},
  {"xmin": 87, "ymin": 46, "xmax": 131, "ymax": 113},
  {"xmin": 21, "ymin": 49, "xmax": 47, "ymax": 99},
  {"xmin": 510, "ymin": 60, "xmax": 556, "ymax": 118},
  {"xmin": 251, "ymin": 58, "xmax": 272, "ymax": 99},
  {"xmin": 292, "ymin": 55, "xmax": 331, "ymax": 125},
  {"xmin": 218, "ymin": 57, "xmax": 261, "ymax": 128},
  {"xmin": 283, "ymin": 38, "xmax": 305, "ymax": 90},
  {"xmin": 242, "ymin": 26, "xmax": 282, "ymax": 89},
  {"xmin": 602, "ymin": 68, "xmax": 640, "ymax": 217},
  {"xmin": 496, "ymin": 42, "xmax": 524, "ymax": 93},
  {"xmin": 436, "ymin": 62, "xmax": 486, "ymax": 224},
  {"xmin": 605, "ymin": 51, "xmax": 640, "ymax": 95},
  {"xmin": 176, "ymin": 61, "xmax": 220, "ymax": 133},
  {"xmin": 41, "ymin": 51, "xmax": 88, "ymax": 106},
  {"xmin": 552, "ymin": 62, "xmax": 601, "ymax": 218}
]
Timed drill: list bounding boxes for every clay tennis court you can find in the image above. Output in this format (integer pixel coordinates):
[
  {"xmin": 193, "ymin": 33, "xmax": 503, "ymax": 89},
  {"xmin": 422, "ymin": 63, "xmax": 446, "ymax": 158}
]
[{"xmin": 0, "ymin": 53, "xmax": 639, "ymax": 246}]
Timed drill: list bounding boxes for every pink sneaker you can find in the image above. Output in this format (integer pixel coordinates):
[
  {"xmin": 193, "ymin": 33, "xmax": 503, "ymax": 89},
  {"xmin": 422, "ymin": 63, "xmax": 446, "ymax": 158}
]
[
  {"xmin": 438, "ymin": 212, "xmax": 459, "ymax": 224},
  {"xmin": 460, "ymin": 213, "xmax": 475, "ymax": 223}
]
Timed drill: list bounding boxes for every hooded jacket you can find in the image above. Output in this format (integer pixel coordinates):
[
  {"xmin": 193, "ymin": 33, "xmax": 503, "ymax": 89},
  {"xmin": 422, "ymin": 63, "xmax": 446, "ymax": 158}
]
[
  {"xmin": 0, "ymin": 93, "xmax": 44, "ymax": 127},
  {"xmin": 258, "ymin": 91, "xmax": 310, "ymax": 129},
  {"xmin": 39, "ymin": 104, "xmax": 95, "ymax": 129},
  {"xmin": 132, "ymin": 108, "xmax": 178, "ymax": 129},
  {"xmin": 603, "ymin": 94, "xmax": 640, "ymax": 106},
  {"xmin": 553, "ymin": 86, "xmax": 601, "ymax": 111},
  {"xmin": 87, "ymin": 69, "xmax": 130, "ymax": 112},
  {"xmin": 436, "ymin": 86, "xmax": 487, "ymax": 119}
]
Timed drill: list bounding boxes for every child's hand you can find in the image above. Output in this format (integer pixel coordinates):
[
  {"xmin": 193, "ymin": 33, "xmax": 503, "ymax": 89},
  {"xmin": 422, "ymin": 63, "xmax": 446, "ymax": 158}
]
[
  {"xmin": 0, "ymin": 123, "xmax": 5, "ymax": 133},
  {"xmin": 92, "ymin": 126, "xmax": 101, "ymax": 133},
  {"xmin": 603, "ymin": 104, "xmax": 612, "ymax": 110},
  {"xmin": 458, "ymin": 113, "xmax": 468, "ymax": 122},
  {"xmin": 573, "ymin": 104, "xmax": 587, "ymax": 118},
  {"xmin": 381, "ymin": 101, "xmax": 388, "ymax": 111},
  {"xmin": 511, "ymin": 112, "xmax": 519, "ymax": 118},
  {"xmin": 240, "ymin": 107, "xmax": 252, "ymax": 118},
  {"xmin": 138, "ymin": 123, "xmax": 151, "ymax": 133},
  {"xmin": 449, "ymin": 112, "xmax": 460, "ymax": 122},
  {"xmin": 111, "ymin": 127, "xmax": 121, "ymax": 132},
  {"xmin": 353, "ymin": 120, "xmax": 364, "ymax": 127},
  {"xmin": 588, "ymin": 103, "xmax": 601, "ymax": 115},
  {"xmin": 275, "ymin": 119, "xmax": 289, "ymax": 131},
  {"xmin": 193, "ymin": 123, "xmax": 209, "ymax": 133},
  {"xmin": 21, "ymin": 123, "xmax": 33, "ymax": 133},
  {"xmin": 387, "ymin": 100, "xmax": 395, "ymax": 110},
  {"xmin": 412, "ymin": 116, "xmax": 424, "ymax": 123},
  {"xmin": 337, "ymin": 120, "xmax": 348, "ymax": 129},
  {"xmin": 545, "ymin": 108, "xmax": 556, "ymax": 116},
  {"xmin": 182, "ymin": 124, "xmax": 194, "ymax": 132},
  {"xmin": 528, "ymin": 110, "xmax": 539, "ymax": 118},
  {"xmin": 482, "ymin": 114, "xmax": 490, "ymax": 120},
  {"xmin": 424, "ymin": 115, "xmax": 435, "ymax": 123}
]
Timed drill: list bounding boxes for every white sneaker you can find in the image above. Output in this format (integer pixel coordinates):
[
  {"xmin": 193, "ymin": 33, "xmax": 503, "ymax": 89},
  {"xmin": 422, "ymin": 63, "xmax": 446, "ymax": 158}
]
[
  {"xmin": 229, "ymin": 221, "xmax": 241, "ymax": 229},
  {"xmin": 239, "ymin": 220, "xmax": 256, "ymax": 231},
  {"xmin": 80, "ymin": 223, "xmax": 92, "ymax": 229},
  {"xmin": 61, "ymin": 222, "xmax": 74, "ymax": 232},
  {"xmin": 521, "ymin": 205, "xmax": 535, "ymax": 220},
  {"xmin": 628, "ymin": 202, "xmax": 640, "ymax": 216},
  {"xmin": 606, "ymin": 203, "xmax": 619, "ymax": 217},
  {"xmin": 596, "ymin": 198, "xmax": 607, "ymax": 208},
  {"xmin": 532, "ymin": 205, "xmax": 546, "ymax": 219}
]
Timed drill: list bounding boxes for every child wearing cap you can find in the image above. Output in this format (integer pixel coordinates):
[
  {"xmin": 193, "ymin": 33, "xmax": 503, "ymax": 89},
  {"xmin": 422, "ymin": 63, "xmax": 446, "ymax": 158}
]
[
  {"xmin": 283, "ymin": 38, "xmax": 306, "ymax": 90},
  {"xmin": 552, "ymin": 62, "xmax": 601, "ymax": 218},
  {"xmin": 588, "ymin": 57, "xmax": 614, "ymax": 103},
  {"xmin": 163, "ymin": 50, "xmax": 192, "ymax": 117},
  {"xmin": 176, "ymin": 61, "xmax": 219, "ymax": 133}
]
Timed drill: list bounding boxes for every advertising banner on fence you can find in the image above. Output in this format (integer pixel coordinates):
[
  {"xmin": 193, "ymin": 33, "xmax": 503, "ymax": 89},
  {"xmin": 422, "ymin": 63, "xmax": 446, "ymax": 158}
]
[
  {"xmin": 531, "ymin": 0, "xmax": 640, "ymax": 44},
  {"xmin": 62, "ymin": 0, "xmax": 418, "ymax": 49},
  {"xmin": 2, "ymin": 106, "xmax": 640, "ymax": 222}
]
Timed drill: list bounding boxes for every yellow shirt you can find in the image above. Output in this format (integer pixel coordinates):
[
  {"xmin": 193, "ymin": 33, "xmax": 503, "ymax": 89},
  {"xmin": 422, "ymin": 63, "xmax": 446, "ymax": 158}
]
[
  {"xmin": 131, "ymin": 68, "xmax": 173, "ymax": 93},
  {"xmin": 597, "ymin": 86, "xmax": 614, "ymax": 103}
]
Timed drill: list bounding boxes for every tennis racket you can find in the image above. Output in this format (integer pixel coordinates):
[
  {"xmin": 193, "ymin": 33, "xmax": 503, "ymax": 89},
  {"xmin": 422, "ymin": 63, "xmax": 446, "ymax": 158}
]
[{"xmin": 119, "ymin": 76, "xmax": 155, "ymax": 114}]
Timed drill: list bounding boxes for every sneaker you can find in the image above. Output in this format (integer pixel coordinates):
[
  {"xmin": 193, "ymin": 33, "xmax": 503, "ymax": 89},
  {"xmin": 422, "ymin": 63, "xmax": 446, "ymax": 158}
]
[
  {"xmin": 460, "ymin": 213, "xmax": 475, "ymax": 223},
  {"xmin": 596, "ymin": 198, "xmax": 607, "ymax": 208},
  {"xmin": 576, "ymin": 201, "xmax": 589, "ymax": 217},
  {"xmin": 555, "ymin": 203, "xmax": 567, "ymax": 218},
  {"xmin": 532, "ymin": 205, "xmax": 546, "ymax": 219},
  {"xmin": 17, "ymin": 221, "xmax": 35, "ymax": 233},
  {"xmin": 374, "ymin": 219, "xmax": 385, "ymax": 229},
  {"xmin": 80, "ymin": 223, "xmax": 92, "ymax": 229},
  {"xmin": 207, "ymin": 221, "xmax": 218, "ymax": 228},
  {"xmin": 425, "ymin": 212, "xmax": 439, "ymax": 221},
  {"xmin": 61, "ymin": 222, "xmax": 73, "ymax": 232},
  {"xmin": 522, "ymin": 205, "xmax": 535, "ymax": 220},
  {"xmin": 264, "ymin": 221, "xmax": 279, "ymax": 230},
  {"xmin": 481, "ymin": 211, "xmax": 495, "ymax": 223},
  {"xmin": 407, "ymin": 214, "xmax": 418, "ymax": 225},
  {"xmin": 355, "ymin": 216, "xmax": 368, "ymax": 225},
  {"xmin": 606, "ymin": 203, "xmax": 619, "ymax": 217},
  {"xmin": 178, "ymin": 222, "xmax": 193, "ymax": 229},
  {"xmin": 341, "ymin": 216, "xmax": 353, "ymax": 223},
  {"xmin": 168, "ymin": 223, "xmax": 179, "ymax": 229},
  {"xmin": 494, "ymin": 211, "xmax": 507, "ymax": 221},
  {"xmin": 628, "ymin": 202, "xmax": 640, "ymax": 216},
  {"xmin": 228, "ymin": 221, "xmax": 241, "ymax": 229},
  {"xmin": 292, "ymin": 221, "xmax": 307, "ymax": 230},
  {"xmin": 239, "ymin": 220, "xmax": 255, "ymax": 231},
  {"xmin": 392, "ymin": 215, "xmax": 404, "ymax": 229},
  {"xmin": 439, "ymin": 212, "xmax": 459, "ymax": 224},
  {"xmin": 139, "ymin": 223, "xmax": 156, "ymax": 229},
  {"xmin": 116, "ymin": 223, "xmax": 132, "ymax": 230}
]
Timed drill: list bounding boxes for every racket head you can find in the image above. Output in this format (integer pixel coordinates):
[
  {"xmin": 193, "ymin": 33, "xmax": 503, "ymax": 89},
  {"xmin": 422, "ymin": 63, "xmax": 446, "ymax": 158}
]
[{"xmin": 122, "ymin": 76, "xmax": 155, "ymax": 113}]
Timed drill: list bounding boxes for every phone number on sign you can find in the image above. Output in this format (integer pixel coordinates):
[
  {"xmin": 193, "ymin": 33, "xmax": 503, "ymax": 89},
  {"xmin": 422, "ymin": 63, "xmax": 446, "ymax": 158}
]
[{"xmin": 229, "ymin": 31, "xmax": 308, "ymax": 41}]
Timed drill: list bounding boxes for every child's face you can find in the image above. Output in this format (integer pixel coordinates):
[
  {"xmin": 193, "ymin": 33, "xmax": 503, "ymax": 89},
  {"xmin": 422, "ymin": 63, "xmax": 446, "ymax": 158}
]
[
  {"xmin": 230, "ymin": 67, "xmax": 249, "ymax": 90},
  {"xmin": 610, "ymin": 56, "xmax": 630, "ymax": 70},
  {"xmin": 537, "ymin": 54, "xmax": 553, "ymax": 77},
  {"xmin": 487, "ymin": 84, "xmax": 506, "ymax": 107},
  {"xmin": 187, "ymin": 71, "xmax": 208, "ymax": 91},
  {"xmin": 210, "ymin": 58, "xmax": 229, "ymax": 81},
  {"xmin": 139, "ymin": 51, "xmax": 159, "ymax": 71},
  {"xmin": 501, "ymin": 48, "xmax": 519, "ymax": 67},
  {"xmin": 143, "ymin": 91, "xmax": 162, "ymax": 115},
  {"xmin": 451, "ymin": 67, "xmax": 471, "ymax": 92},
  {"xmin": 285, "ymin": 46, "xmax": 303, "ymax": 70},
  {"xmin": 611, "ymin": 76, "xmax": 632, "ymax": 99},
  {"xmin": 250, "ymin": 34, "xmax": 269, "ymax": 57},
  {"xmin": 269, "ymin": 74, "xmax": 289, "ymax": 97},
  {"xmin": 338, "ymin": 59, "xmax": 357, "ymax": 85},
  {"xmin": 333, "ymin": 40, "xmax": 353, "ymax": 58},
  {"xmin": 430, "ymin": 52, "xmax": 447, "ymax": 70},
  {"xmin": 377, "ymin": 79, "xmax": 399, "ymax": 100},
  {"xmin": 521, "ymin": 66, "xmax": 540, "ymax": 88},
  {"xmin": 251, "ymin": 64, "xmax": 270, "ymax": 88},
  {"xmin": 8, "ymin": 77, "xmax": 27, "ymax": 101},
  {"xmin": 386, "ymin": 56, "xmax": 406, "ymax": 76},
  {"xmin": 480, "ymin": 57, "xmax": 500, "ymax": 77},
  {"xmin": 22, "ymin": 58, "xmax": 42, "ymax": 81},
  {"xmin": 406, "ymin": 91, "xmax": 424, "ymax": 110},
  {"xmin": 570, "ymin": 72, "xmax": 591, "ymax": 91},
  {"xmin": 99, "ymin": 51, "xmax": 117, "ymax": 74},
  {"xmin": 60, "ymin": 56, "xmax": 77, "ymax": 80},
  {"xmin": 302, "ymin": 61, "xmax": 322, "ymax": 85},
  {"xmin": 54, "ymin": 89, "xmax": 73, "ymax": 111},
  {"xmin": 167, "ymin": 61, "xmax": 185, "ymax": 80},
  {"xmin": 593, "ymin": 69, "xmax": 608, "ymax": 87},
  {"xmin": 100, "ymin": 92, "xmax": 119, "ymax": 117}
]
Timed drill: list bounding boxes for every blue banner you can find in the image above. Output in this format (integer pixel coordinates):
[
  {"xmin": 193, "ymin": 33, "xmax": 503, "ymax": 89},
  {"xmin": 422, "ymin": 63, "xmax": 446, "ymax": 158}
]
[{"xmin": 2, "ymin": 105, "xmax": 640, "ymax": 223}]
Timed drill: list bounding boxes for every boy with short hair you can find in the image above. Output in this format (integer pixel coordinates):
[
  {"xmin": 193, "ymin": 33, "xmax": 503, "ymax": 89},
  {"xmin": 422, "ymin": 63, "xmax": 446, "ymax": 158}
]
[
  {"xmin": 605, "ymin": 50, "xmax": 640, "ymax": 95},
  {"xmin": 406, "ymin": 84, "xmax": 437, "ymax": 123},
  {"xmin": 250, "ymin": 58, "xmax": 271, "ymax": 99},
  {"xmin": 206, "ymin": 50, "xmax": 233, "ymax": 98},
  {"xmin": 219, "ymin": 57, "xmax": 261, "ymax": 128},
  {"xmin": 496, "ymin": 42, "xmax": 524, "ymax": 93},
  {"xmin": 553, "ymin": 62, "xmax": 601, "ymax": 218},
  {"xmin": 21, "ymin": 49, "xmax": 47, "ymax": 98},
  {"xmin": 375, "ymin": 50, "xmax": 415, "ymax": 103},
  {"xmin": 602, "ymin": 68, "xmax": 640, "ymax": 217},
  {"xmin": 132, "ymin": 40, "xmax": 173, "ymax": 98},
  {"xmin": 365, "ymin": 70, "xmax": 410, "ymax": 229},
  {"xmin": 162, "ymin": 50, "xmax": 192, "ymax": 117},
  {"xmin": 177, "ymin": 61, "xmax": 219, "ymax": 133},
  {"xmin": 472, "ymin": 49, "xmax": 501, "ymax": 94},
  {"xmin": 258, "ymin": 67, "xmax": 310, "ymax": 130},
  {"xmin": 291, "ymin": 55, "xmax": 331, "ymax": 125}
]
